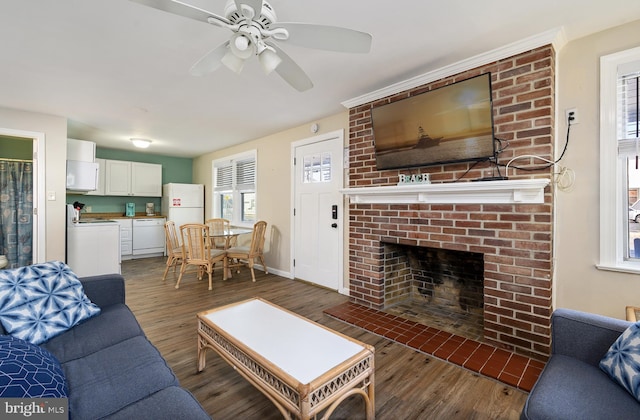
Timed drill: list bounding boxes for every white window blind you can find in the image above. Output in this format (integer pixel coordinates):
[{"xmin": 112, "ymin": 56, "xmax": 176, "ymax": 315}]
[
  {"xmin": 236, "ymin": 158, "xmax": 256, "ymax": 190},
  {"xmin": 598, "ymin": 47, "xmax": 640, "ymax": 273},
  {"xmin": 215, "ymin": 163, "xmax": 233, "ymax": 189},
  {"xmin": 617, "ymin": 69, "xmax": 640, "ymax": 157},
  {"xmin": 212, "ymin": 150, "xmax": 257, "ymax": 225}
]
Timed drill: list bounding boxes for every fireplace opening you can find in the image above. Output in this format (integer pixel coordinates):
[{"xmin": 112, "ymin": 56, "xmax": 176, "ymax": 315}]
[{"xmin": 382, "ymin": 244, "xmax": 484, "ymax": 341}]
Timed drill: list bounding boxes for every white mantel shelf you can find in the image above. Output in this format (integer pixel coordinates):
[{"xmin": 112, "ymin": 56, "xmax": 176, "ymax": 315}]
[{"xmin": 340, "ymin": 179, "xmax": 550, "ymax": 205}]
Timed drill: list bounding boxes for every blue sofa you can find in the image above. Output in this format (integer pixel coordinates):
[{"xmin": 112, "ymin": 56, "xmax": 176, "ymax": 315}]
[
  {"xmin": 1, "ymin": 273, "xmax": 210, "ymax": 419},
  {"xmin": 521, "ymin": 308, "xmax": 640, "ymax": 420}
]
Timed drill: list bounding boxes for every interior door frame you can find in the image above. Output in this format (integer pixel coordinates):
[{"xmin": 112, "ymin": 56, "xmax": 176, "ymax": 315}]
[
  {"xmin": 290, "ymin": 129, "xmax": 347, "ymax": 294},
  {"xmin": 0, "ymin": 127, "xmax": 46, "ymax": 264}
]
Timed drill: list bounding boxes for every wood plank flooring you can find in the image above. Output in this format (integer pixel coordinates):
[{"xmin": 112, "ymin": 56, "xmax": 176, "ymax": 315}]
[{"xmin": 122, "ymin": 257, "xmax": 527, "ymax": 419}]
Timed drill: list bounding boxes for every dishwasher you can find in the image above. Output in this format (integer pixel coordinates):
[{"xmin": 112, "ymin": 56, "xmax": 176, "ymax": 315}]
[{"xmin": 132, "ymin": 218, "xmax": 166, "ymax": 256}]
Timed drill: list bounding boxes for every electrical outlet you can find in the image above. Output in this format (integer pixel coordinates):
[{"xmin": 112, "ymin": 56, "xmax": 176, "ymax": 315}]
[
  {"xmin": 566, "ymin": 108, "xmax": 579, "ymax": 124},
  {"xmin": 85, "ymin": 206, "xmax": 92, "ymax": 213}
]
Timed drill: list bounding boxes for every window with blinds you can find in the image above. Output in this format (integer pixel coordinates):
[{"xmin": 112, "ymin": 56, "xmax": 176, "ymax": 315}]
[
  {"xmin": 618, "ymin": 65, "xmax": 640, "ymax": 260},
  {"xmin": 598, "ymin": 46, "xmax": 640, "ymax": 272},
  {"xmin": 212, "ymin": 151, "xmax": 257, "ymax": 225}
]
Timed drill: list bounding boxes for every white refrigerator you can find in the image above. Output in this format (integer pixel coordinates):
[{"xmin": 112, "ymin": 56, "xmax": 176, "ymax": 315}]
[{"xmin": 162, "ymin": 183, "xmax": 205, "ymax": 228}]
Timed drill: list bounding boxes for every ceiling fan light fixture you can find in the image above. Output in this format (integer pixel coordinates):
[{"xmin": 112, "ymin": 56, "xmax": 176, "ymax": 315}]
[
  {"xmin": 131, "ymin": 138, "xmax": 151, "ymax": 149},
  {"xmin": 258, "ymin": 47, "xmax": 282, "ymax": 74},
  {"xmin": 221, "ymin": 49, "xmax": 245, "ymax": 73},
  {"xmin": 229, "ymin": 33, "xmax": 254, "ymax": 59}
]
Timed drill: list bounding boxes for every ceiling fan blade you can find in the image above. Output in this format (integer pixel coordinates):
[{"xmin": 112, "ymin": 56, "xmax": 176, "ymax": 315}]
[
  {"xmin": 130, "ymin": 0, "xmax": 231, "ymax": 26},
  {"xmin": 276, "ymin": 23, "xmax": 372, "ymax": 53},
  {"xmin": 269, "ymin": 44, "xmax": 313, "ymax": 92},
  {"xmin": 234, "ymin": 0, "xmax": 263, "ymax": 19},
  {"xmin": 189, "ymin": 42, "xmax": 229, "ymax": 76}
]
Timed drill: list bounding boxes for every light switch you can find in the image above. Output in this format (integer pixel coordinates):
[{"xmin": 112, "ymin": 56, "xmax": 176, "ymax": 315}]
[{"xmin": 47, "ymin": 191, "xmax": 56, "ymax": 201}]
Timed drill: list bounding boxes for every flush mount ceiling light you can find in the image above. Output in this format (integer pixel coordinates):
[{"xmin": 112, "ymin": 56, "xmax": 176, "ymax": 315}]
[{"xmin": 131, "ymin": 138, "xmax": 151, "ymax": 149}]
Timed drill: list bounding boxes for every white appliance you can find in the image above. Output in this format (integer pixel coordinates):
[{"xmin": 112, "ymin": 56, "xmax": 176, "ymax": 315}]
[
  {"xmin": 66, "ymin": 160, "xmax": 99, "ymax": 192},
  {"xmin": 132, "ymin": 218, "xmax": 166, "ymax": 256},
  {"xmin": 162, "ymin": 183, "xmax": 204, "ymax": 227},
  {"xmin": 66, "ymin": 139, "xmax": 98, "ymax": 192},
  {"xmin": 66, "ymin": 205, "xmax": 121, "ymax": 277}
]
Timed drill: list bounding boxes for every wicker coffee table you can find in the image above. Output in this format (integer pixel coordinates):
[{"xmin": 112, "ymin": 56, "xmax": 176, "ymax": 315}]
[{"xmin": 197, "ymin": 298, "xmax": 375, "ymax": 419}]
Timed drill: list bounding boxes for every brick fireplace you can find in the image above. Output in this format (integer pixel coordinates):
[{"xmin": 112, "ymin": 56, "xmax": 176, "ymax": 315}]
[{"xmin": 345, "ymin": 45, "xmax": 555, "ymax": 360}]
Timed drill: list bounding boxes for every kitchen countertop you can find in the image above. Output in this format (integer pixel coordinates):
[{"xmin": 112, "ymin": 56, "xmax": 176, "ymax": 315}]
[{"xmin": 80, "ymin": 212, "xmax": 166, "ymax": 220}]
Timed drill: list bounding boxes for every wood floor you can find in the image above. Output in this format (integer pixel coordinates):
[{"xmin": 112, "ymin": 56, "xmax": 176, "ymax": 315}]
[{"xmin": 122, "ymin": 257, "xmax": 528, "ymax": 419}]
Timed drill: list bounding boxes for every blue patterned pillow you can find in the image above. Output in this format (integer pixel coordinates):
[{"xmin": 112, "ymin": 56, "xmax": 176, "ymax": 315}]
[
  {"xmin": 599, "ymin": 323, "xmax": 640, "ymax": 401},
  {"xmin": 0, "ymin": 335, "xmax": 68, "ymax": 397},
  {"xmin": 0, "ymin": 261, "xmax": 100, "ymax": 345}
]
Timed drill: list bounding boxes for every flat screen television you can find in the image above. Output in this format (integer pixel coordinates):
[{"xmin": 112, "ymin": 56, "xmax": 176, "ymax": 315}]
[{"xmin": 372, "ymin": 73, "xmax": 495, "ymax": 170}]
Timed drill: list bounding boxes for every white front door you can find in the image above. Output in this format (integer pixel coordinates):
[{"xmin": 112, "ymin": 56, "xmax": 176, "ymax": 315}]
[{"xmin": 293, "ymin": 131, "xmax": 344, "ymax": 291}]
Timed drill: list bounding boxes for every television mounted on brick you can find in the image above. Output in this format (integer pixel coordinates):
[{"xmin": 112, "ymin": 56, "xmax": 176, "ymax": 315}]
[{"xmin": 372, "ymin": 73, "xmax": 496, "ymax": 170}]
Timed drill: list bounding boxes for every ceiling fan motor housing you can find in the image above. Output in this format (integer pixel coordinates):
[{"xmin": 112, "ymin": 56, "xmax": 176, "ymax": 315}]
[{"xmin": 224, "ymin": 0, "xmax": 276, "ymax": 29}]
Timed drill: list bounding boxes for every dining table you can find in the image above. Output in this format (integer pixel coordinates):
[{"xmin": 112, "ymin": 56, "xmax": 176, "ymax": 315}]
[
  {"xmin": 208, "ymin": 227, "xmax": 252, "ymax": 278},
  {"xmin": 209, "ymin": 227, "xmax": 252, "ymax": 250}
]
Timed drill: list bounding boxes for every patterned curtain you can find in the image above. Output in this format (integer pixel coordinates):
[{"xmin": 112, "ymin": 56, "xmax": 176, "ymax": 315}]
[{"xmin": 0, "ymin": 160, "xmax": 33, "ymax": 268}]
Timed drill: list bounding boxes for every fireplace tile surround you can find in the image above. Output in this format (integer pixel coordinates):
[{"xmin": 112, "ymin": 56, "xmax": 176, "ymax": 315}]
[{"xmin": 345, "ymin": 45, "xmax": 555, "ymax": 360}]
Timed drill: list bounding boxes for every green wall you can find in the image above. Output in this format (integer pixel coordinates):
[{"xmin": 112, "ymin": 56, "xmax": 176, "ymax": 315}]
[
  {"xmin": 0, "ymin": 136, "xmax": 32, "ymax": 159},
  {"xmin": 67, "ymin": 147, "xmax": 194, "ymax": 214}
]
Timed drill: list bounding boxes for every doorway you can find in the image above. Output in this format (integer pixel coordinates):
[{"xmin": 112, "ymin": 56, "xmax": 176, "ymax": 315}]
[
  {"xmin": 292, "ymin": 130, "xmax": 345, "ymax": 292},
  {"xmin": 0, "ymin": 129, "xmax": 45, "ymax": 268}
]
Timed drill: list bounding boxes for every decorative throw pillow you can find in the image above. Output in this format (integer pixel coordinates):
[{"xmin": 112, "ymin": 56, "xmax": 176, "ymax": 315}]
[
  {"xmin": 599, "ymin": 322, "xmax": 640, "ymax": 401},
  {"xmin": 0, "ymin": 335, "xmax": 68, "ymax": 397},
  {"xmin": 0, "ymin": 261, "xmax": 101, "ymax": 345}
]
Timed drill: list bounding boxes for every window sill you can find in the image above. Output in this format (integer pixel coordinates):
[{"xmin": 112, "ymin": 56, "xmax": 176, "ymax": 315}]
[{"xmin": 596, "ymin": 262, "xmax": 640, "ymax": 275}]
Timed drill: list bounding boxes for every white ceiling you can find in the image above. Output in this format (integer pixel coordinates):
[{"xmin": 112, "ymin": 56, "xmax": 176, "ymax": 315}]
[{"xmin": 1, "ymin": 0, "xmax": 639, "ymax": 158}]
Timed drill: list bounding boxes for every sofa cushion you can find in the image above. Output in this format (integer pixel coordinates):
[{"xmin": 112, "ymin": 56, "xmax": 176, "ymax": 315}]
[
  {"xmin": 522, "ymin": 354, "xmax": 640, "ymax": 420},
  {"xmin": 600, "ymin": 322, "xmax": 640, "ymax": 401},
  {"xmin": 42, "ymin": 304, "xmax": 143, "ymax": 363},
  {"xmin": 0, "ymin": 261, "xmax": 100, "ymax": 345},
  {"xmin": 62, "ymin": 335, "xmax": 180, "ymax": 419},
  {"xmin": 0, "ymin": 335, "xmax": 67, "ymax": 398},
  {"xmin": 104, "ymin": 386, "xmax": 211, "ymax": 420}
]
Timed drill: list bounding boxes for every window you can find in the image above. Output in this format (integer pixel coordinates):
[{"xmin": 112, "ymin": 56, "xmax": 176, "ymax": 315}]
[
  {"xmin": 213, "ymin": 150, "xmax": 257, "ymax": 226},
  {"xmin": 599, "ymin": 46, "xmax": 640, "ymax": 273},
  {"xmin": 302, "ymin": 152, "xmax": 332, "ymax": 183}
]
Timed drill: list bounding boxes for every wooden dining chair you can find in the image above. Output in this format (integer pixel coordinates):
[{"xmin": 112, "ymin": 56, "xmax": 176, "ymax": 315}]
[
  {"xmin": 204, "ymin": 218, "xmax": 231, "ymax": 249},
  {"xmin": 176, "ymin": 223, "xmax": 227, "ymax": 290},
  {"xmin": 162, "ymin": 221, "xmax": 183, "ymax": 281},
  {"xmin": 225, "ymin": 220, "xmax": 267, "ymax": 282}
]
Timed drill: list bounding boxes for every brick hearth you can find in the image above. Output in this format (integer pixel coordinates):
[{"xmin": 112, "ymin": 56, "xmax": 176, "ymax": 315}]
[{"xmin": 346, "ymin": 46, "xmax": 555, "ymax": 360}]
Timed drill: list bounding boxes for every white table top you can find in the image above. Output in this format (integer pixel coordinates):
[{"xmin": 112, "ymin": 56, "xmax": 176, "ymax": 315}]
[{"xmin": 203, "ymin": 299, "xmax": 367, "ymax": 384}]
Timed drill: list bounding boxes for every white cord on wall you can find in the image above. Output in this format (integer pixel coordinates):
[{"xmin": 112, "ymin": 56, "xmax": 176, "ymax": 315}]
[{"xmin": 505, "ymin": 154, "xmax": 575, "ymax": 191}]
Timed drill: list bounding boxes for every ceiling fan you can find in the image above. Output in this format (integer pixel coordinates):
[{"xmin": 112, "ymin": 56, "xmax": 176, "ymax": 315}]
[{"xmin": 130, "ymin": 0, "xmax": 373, "ymax": 91}]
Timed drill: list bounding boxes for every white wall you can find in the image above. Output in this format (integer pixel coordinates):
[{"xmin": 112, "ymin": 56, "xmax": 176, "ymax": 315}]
[
  {"xmin": 0, "ymin": 106, "xmax": 67, "ymax": 262},
  {"xmin": 555, "ymin": 19, "xmax": 640, "ymax": 319},
  {"xmin": 192, "ymin": 112, "xmax": 349, "ymax": 277}
]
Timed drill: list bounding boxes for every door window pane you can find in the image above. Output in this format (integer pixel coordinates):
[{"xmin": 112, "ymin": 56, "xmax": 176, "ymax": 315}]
[{"xmin": 303, "ymin": 152, "xmax": 332, "ymax": 183}]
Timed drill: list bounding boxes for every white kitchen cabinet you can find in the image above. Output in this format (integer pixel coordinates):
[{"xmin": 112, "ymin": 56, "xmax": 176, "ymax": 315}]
[
  {"xmin": 105, "ymin": 160, "xmax": 162, "ymax": 197},
  {"xmin": 67, "ymin": 139, "xmax": 96, "ymax": 162},
  {"xmin": 67, "ymin": 222, "xmax": 120, "ymax": 276},
  {"xmin": 131, "ymin": 162, "xmax": 163, "ymax": 197},
  {"xmin": 105, "ymin": 160, "xmax": 131, "ymax": 196},
  {"xmin": 85, "ymin": 158, "xmax": 106, "ymax": 196},
  {"xmin": 111, "ymin": 218, "xmax": 133, "ymax": 259}
]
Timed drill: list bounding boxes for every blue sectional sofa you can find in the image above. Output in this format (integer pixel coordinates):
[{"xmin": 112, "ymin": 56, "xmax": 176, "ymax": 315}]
[
  {"xmin": 521, "ymin": 308, "xmax": 640, "ymax": 420},
  {"xmin": 1, "ymin": 272, "xmax": 210, "ymax": 419}
]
